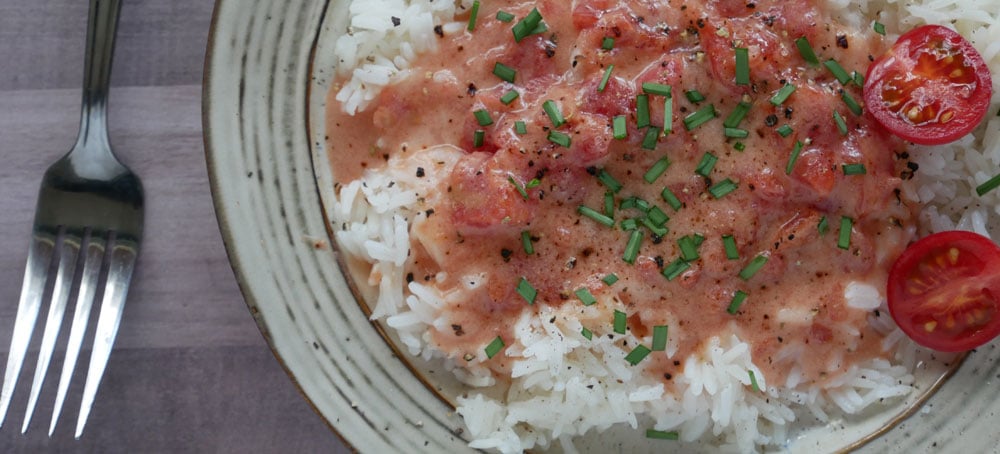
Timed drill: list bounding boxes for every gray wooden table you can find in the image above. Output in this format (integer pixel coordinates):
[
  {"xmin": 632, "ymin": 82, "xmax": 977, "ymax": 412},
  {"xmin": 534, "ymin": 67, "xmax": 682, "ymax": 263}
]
[{"xmin": 0, "ymin": 1, "xmax": 350, "ymax": 452}]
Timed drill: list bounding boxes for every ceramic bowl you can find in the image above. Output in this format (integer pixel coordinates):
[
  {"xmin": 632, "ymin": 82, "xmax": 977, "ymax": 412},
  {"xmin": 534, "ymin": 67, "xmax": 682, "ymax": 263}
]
[{"xmin": 203, "ymin": 1, "xmax": 1000, "ymax": 452}]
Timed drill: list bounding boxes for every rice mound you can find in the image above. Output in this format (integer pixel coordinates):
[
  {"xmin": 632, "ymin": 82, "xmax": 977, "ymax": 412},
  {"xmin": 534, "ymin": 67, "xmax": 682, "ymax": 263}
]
[{"xmin": 329, "ymin": 0, "xmax": 1000, "ymax": 452}]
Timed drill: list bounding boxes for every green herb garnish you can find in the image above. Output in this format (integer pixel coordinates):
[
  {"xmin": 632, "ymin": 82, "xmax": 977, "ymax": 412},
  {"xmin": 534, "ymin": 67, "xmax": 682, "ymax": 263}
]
[
  {"xmin": 493, "ymin": 62, "xmax": 516, "ymax": 83},
  {"xmin": 838, "ymin": 216, "xmax": 853, "ymax": 250},
  {"xmin": 727, "ymin": 290, "xmax": 749, "ymax": 314},
  {"xmin": 738, "ymin": 254, "xmax": 768, "ymax": 281},
  {"xmin": 614, "ymin": 310, "xmax": 627, "ymax": 334},
  {"xmin": 652, "ymin": 325, "xmax": 668, "ymax": 351},
  {"xmin": 485, "ymin": 336, "xmax": 505, "ymax": 359},
  {"xmin": 625, "ymin": 345, "xmax": 652, "ymax": 365},
  {"xmin": 735, "ymin": 47, "xmax": 750, "ymax": 85},
  {"xmin": 575, "ymin": 287, "xmax": 597, "ymax": 306},
  {"xmin": 517, "ymin": 277, "xmax": 537, "ymax": 304}
]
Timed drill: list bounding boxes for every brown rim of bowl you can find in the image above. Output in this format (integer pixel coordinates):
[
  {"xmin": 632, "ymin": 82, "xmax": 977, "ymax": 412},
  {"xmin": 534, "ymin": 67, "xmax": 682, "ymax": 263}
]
[{"xmin": 201, "ymin": 1, "xmax": 355, "ymax": 452}]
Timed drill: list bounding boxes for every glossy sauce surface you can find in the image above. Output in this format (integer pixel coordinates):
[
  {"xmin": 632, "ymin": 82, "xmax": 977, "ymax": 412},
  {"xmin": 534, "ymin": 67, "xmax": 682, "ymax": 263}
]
[{"xmin": 328, "ymin": 0, "xmax": 919, "ymax": 386}]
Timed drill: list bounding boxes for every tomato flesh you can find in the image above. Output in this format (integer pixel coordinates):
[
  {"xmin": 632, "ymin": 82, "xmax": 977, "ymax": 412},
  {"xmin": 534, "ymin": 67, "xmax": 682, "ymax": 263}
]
[
  {"xmin": 887, "ymin": 230, "xmax": 1000, "ymax": 352},
  {"xmin": 864, "ymin": 25, "xmax": 992, "ymax": 145}
]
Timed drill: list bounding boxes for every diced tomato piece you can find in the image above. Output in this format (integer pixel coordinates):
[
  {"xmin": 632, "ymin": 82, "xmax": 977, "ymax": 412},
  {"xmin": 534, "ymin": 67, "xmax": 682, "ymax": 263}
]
[{"xmin": 448, "ymin": 152, "xmax": 537, "ymax": 231}]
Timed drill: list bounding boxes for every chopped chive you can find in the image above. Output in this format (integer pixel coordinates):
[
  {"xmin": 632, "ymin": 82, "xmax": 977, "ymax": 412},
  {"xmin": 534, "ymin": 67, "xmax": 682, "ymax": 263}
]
[
  {"xmin": 581, "ymin": 327, "xmax": 593, "ymax": 340},
  {"xmin": 678, "ymin": 235, "xmax": 700, "ymax": 261},
  {"xmin": 485, "ymin": 336, "xmax": 505, "ymax": 359},
  {"xmin": 695, "ymin": 152, "xmax": 718, "ymax": 177},
  {"xmin": 642, "ymin": 82, "xmax": 673, "ymax": 97},
  {"xmin": 662, "ymin": 258, "xmax": 690, "ymax": 281},
  {"xmin": 640, "ymin": 218, "xmax": 669, "ymax": 236},
  {"xmin": 841, "ymin": 91, "xmax": 863, "ymax": 116},
  {"xmin": 723, "ymin": 235, "xmax": 739, "ymax": 260},
  {"xmin": 661, "ymin": 187, "xmax": 682, "ymax": 211},
  {"xmin": 842, "ymin": 163, "xmax": 867, "ymax": 175},
  {"xmin": 625, "ymin": 345, "xmax": 652, "ymax": 365},
  {"xmin": 467, "ymin": 0, "xmax": 480, "ymax": 31},
  {"xmin": 738, "ymin": 254, "xmax": 769, "ymax": 281},
  {"xmin": 770, "ymin": 84, "xmax": 797, "ymax": 106},
  {"xmin": 647, "ymin": 206, "xmax": 669, "ymax": 227},
  {"xmin": 683, "ymin": 104, "xmax": 717, "ymax": 130},
  {"xmin": 692, "ymin": 233, "xmax": 705, "ymax": 247},
  {"xmin": 543, "ymin": 100, "xmax": 566, "ymax": 127},
  {"xmin": 575, "ymin": 287, "xmax": 598, "ymax": 306},
  {"xmin": 851, "ymin": 71, "xmax": 865, "ymax": 87},
  {"xmin": 646, "ymin": 429, "xmax": 680, "ymax": 440},
  {"xmin": 602, "ymin": 274, "xmax": 619, "ymax": 286},
  {"xmin": 824, "ymin": 59, "xmax": 853, "ymax": 85},
  {"xmin": 734, "ymin": 47, "xmax": 750, "ymax": 85},
  {"xmin": 548, "ymin": 130, "xmax": 572, "ymax": 148},
  {"xmin": 493, "ymin": 62, "xmax": 516, "ymax": 83},
  {"xmin": 517, "ymin": 277, "xmax": 537, "ymax": 304},
  {"xmin": 473, "ymin": 109, "xmax": 493, "ymax": 126},
  {"xmin": 833, "ymin": 110, "xmax": 848, "ymax": 135},
  {"xmin": 976, "ymin": 174, "xmax": 1000, "ymax": 196},
  {"xmin": 663, "ymin": 97, "xmax": 673, "ymax": 134},
  {"xmin": 724, "ymin": 101, "xmax": 752, "ymax": 128},
  {"xmin": 749, "ymin": 370, "xmax": 761, "ymax": 392},
  {"xmin": 602, "ymin": 36, "xmax": 615, "ymax": 50},
  {"xmin": 727, "ymin": 290, "xmax": 749, "ymax": 314},
  {"xmin": 621, "ymin": 218, "xmax": 639, "ymax": 231},
  {"xmin": 818, "ymin": 216, "xmax": 829, "ymax": 235},
  {"xmin": 733, "ymin": 141, "xmax": 746, "ymax": 151},
  {"xmin": 641, "ymin": 128, "xmax": 660, "ymax": 150},
  {"xmin": 598, "ymin": 65, "xmax": 614, "ymax": 92},
  {"xmin": 514, "ymin": 120, "xmax": 527, "ymax": 135},
  {"xmin": 708, "ymin": 178, "xmax": 738, "ymax": 199},
  {"xmin": 776, "ymin": 124, "xmax": 793, "ymax": 137},
  {"xmin": 496, "ymin": 10, "xmax": 515, "ymax": 22},
  {"xmin": 873, "ymin": 21, "xmax": 886, "ymax": 35},
  {"xmin": 500, "ymin": 90, "xmax": 520, "ymax": 105},
  {"xmin": 526, "ymin": 178, "xmax": 540, "ymax": 189},
  {"xmin": 785, "ymin": 140, "xmax": 804, "ymax": 175},
  {"xmin": 473, "ymin": 129, "xmax": 485, "ymax": 147},
  {"xmin": 685, "ymin": 89, "xmax": 705, "ymax": 103},
  {"xmin": 613, "ymin": 115, "xmax": 628, "ymax": 140},
  {"xmin": 838, "ymin": 216, "xmax": 854, "ymax": 250},
  {"xmin": 652, "ymin": 325, "xmax": 668, "ymax": 351},
  {"xmin": 508, "ymin": 176, "xmax": 528, "ymax": 199},
  {"xmin": 598, "ymin": 169, "xmax": 623, "ymax": 193},
  {"xmin": 637, "ymin": 94, "xmax": 651, "ymax": 128},
  {"xmin": 644, "ymin": 157, "xmax": 671, "ymax": 183},
  {"xmin": 614, "ymin": 310, "xmax": 627, "ymax": 334},
  {"xmin": 623, "ymin": 230, "xmax": 644, "ymax": 264},
  {"xmin": 521, "ymin": 230, "xmax": 534, "ymax": 254},
  {"xmin": 512, "ymin": 8, "xmax": 544, "ymax": 42},
  {"xmin": 578, "ymin": 205, "xmax": 615, "ymax": 227},
  {"xmin": 795, "ymin": 36, "xmax": 819, "ymax": 65},
  {"xmin": 604, "ymin": 191, "xmax": 615, "ymax": 218},
  {"xmin": 725, "ymin": 127, "xmax": 749, "ymax": 139}
]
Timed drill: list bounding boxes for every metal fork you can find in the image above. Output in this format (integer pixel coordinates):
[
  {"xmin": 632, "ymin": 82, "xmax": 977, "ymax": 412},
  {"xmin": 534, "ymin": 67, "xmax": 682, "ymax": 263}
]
[{"xmin": 0, "ymin": 0, "xmax": 143, "ymax": 438}]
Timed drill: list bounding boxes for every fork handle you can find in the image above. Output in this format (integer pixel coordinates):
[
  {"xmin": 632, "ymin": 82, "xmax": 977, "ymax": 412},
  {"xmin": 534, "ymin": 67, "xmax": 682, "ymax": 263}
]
[{"xmin": 76, "ymin": 0, "xmax": 122, "ymax": 150}]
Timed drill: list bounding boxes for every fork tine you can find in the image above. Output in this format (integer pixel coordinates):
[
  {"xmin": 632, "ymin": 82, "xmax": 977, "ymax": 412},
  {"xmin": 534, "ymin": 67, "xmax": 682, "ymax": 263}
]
[
  {"xmin": 48, "ymin": 234, "xmax": 105, "ymax": 437},
  {"xmin": 0, "ymin": 232, "xmax": 57, "ymax": 429},
  {"xmin": 20, "ymin": 233, "xmax": 82, "ymax": 433},
  {"xmin": 75, "ymin": 236, "xmax": 137, "ymax": 439}
]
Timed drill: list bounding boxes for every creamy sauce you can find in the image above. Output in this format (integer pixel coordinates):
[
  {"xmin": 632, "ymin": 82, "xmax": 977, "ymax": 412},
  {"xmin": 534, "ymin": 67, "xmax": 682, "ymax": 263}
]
[{"xmin": 327, "ymin": 0, "xmax": 919, "ymax": 387}]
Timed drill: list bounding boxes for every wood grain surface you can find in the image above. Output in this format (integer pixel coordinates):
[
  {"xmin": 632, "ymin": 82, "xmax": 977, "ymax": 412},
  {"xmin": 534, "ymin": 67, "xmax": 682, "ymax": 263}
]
[{"xmin": 0, "ymin": 1, "xmax": 349, "ymax": 452}]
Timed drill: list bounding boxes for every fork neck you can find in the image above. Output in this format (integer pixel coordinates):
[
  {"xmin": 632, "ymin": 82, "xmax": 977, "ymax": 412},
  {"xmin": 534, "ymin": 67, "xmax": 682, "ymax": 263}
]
[{"xmin": 75, "ymin": 0, "xmax": 122, "ymax": 153}]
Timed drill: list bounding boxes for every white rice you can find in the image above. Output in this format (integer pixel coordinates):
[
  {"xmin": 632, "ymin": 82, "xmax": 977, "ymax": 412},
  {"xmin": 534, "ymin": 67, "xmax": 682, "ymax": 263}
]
[{"xmin": 329, "ymin": 0, "xmax": 1000, "ymax": 452}]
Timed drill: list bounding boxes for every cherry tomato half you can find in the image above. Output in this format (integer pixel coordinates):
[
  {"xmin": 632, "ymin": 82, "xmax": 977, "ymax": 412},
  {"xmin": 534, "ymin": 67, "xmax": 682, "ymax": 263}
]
[
  {"xmin": 864, "ymin": 25, "xmax": 992, "ymax": 145},
  {"xmin": 887, "ymin": 230, "xmax": 1000, "ymax": 352}
]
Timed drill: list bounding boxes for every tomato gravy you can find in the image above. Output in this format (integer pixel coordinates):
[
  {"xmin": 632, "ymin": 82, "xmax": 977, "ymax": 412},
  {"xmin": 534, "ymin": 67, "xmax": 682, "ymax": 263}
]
[{"xmin": 327, "ymin": 0, "xmax": 919, "ymax": 387}]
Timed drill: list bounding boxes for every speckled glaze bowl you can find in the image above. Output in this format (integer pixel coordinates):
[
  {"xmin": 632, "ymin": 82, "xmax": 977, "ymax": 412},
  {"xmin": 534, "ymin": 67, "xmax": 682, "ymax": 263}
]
[{"xmin": 202, "ymin": 1, "xmax": 1000, "ymax": 452}]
